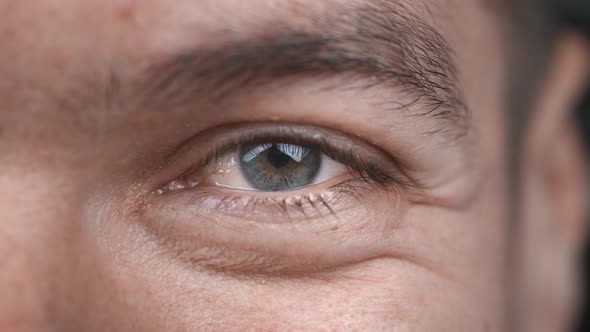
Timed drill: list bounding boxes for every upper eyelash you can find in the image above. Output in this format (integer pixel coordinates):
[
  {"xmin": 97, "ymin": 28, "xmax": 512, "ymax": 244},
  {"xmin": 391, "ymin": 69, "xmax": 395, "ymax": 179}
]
[{"xmin": 188, "ymin": 129, "xmax": 409, "ymax": 190}]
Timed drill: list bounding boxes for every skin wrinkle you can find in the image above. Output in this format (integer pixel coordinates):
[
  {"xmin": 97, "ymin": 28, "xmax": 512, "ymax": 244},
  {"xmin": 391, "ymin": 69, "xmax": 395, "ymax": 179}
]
[{"xmin": 143, "ymin": 211, "xmax": 462, "ymax": 286}]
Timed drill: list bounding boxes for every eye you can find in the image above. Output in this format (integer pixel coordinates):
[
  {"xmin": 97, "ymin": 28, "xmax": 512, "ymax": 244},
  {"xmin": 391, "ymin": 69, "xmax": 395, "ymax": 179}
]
[
  {"xmin": 145, "ymin": 123, "xmax": 415, "ymax": 273},
  {"xmin": 154, "ymin": 123, "xmax": 409, "ymax": 218},
  {"xmin": 206, "ymin": 142, "xmax": 347, "ymax": 192}
]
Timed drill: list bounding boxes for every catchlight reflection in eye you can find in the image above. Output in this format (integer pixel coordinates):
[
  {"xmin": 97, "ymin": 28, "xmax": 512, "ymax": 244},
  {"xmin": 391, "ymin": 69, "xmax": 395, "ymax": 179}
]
[{"xmin": 201, "ymin": 142, "xmax": 348, "ymax": 192}]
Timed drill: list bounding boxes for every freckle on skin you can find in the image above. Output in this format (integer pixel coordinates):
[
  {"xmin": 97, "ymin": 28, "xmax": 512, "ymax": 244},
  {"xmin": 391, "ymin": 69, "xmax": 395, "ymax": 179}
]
[{"xmin": 116, "ymin": 3, "xmax": 136, "ymax": 23}]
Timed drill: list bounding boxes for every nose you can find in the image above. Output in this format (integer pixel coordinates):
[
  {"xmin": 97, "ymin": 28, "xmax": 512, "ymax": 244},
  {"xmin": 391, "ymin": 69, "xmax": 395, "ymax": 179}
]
[
  {"xmin": 0, "ymin": 219, "xmax": 53, "ymax": 331},
  {"xmin": 0, "ymin": 174, "xmax": 85, "ymax": 332}
]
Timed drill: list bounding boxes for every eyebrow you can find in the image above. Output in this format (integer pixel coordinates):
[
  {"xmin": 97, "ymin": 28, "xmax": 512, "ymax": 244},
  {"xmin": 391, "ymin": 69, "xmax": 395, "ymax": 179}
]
[{"xmin": 134, "ymin": 0, "xmax": 465, "ymax": 123}]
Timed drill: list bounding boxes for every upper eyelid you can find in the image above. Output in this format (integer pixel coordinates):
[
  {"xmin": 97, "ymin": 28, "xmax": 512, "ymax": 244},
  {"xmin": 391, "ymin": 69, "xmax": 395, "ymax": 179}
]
[
  {"xmin": 160, "ymin": 123, "xmax": 357, "ymax": 169},
  {"xmin": 150, "ymin": 124, "xmax": 432, "ymax": 205},
  {"xmin": 154, "ymin": 122, "xmax": 407, "ymax": 188}
]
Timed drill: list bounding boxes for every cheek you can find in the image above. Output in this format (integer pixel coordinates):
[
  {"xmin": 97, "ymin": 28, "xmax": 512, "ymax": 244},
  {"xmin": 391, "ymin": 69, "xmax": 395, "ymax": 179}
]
[
  {"xmin": 89, "ymin": 247, "xmax": 493, "ymax": 331},
  {"xmin": 82, "ymin": 205, "xmax": 507, "ymax": 332}
]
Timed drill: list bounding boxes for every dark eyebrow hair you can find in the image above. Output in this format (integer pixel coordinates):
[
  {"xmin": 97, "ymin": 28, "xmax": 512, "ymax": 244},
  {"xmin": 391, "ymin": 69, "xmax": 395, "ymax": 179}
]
[{"xmin": 135, "ymin": 0, "xmax": 466, "ymax": 124}]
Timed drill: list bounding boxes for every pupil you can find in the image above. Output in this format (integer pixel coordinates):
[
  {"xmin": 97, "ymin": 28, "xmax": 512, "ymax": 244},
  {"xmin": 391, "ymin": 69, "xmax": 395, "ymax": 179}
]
[{"xmin": 266, "ymin": 145, "xmax": 291, "ymax": 168}]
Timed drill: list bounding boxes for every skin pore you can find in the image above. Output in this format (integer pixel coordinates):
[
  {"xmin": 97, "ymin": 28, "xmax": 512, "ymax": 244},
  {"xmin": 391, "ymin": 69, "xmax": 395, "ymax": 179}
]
[{"xmin": 0, "ymin": 0, "xmax": 588, "ymax": 331}]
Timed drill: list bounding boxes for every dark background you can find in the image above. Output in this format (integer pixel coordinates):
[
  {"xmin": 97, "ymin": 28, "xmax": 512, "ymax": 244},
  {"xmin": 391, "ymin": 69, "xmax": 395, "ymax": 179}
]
[
  {"xmin": 576, "ymin": 90, "xmax": 590, "ymax": 332},
  {"xmin": 577, "ymin": 90, "xmax": 590, "ymax": 332},
  {"xmin": 563, "ymin": 0, "xmax": 590, "ymax": 330}
]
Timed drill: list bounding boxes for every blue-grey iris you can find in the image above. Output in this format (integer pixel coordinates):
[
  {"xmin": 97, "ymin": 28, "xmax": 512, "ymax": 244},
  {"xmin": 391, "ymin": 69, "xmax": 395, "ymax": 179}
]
[{"xmin": 239, "ymin": 143, "xmax": 322, "ymax": 191}]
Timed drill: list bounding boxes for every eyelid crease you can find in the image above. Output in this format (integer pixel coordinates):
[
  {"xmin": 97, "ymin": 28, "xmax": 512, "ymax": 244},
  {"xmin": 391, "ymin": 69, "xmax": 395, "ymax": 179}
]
[{"xmin": 154, "ymin": 122, "xmax": 420, "ymax": 195}]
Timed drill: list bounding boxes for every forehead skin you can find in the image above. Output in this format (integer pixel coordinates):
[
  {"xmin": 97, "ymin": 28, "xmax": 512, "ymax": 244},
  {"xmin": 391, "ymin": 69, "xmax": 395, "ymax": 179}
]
[{"xmin": 0, "ymin": 1, "xmax": 510, "ymax": 331}]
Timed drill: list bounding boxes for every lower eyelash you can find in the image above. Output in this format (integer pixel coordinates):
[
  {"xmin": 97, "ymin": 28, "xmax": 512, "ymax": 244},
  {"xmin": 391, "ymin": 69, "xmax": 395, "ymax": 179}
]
[
  {"xmin": 186, "ymin": 173, "xmax": 401, "ymax": 220},
  {"xmin": 204, "ymin": 191, "xmax": 339, "ymax": 219}
]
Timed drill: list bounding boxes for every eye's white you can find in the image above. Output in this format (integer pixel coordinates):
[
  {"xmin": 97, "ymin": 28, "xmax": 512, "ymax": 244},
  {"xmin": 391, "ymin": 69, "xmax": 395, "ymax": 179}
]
[{"xmin": 205, "ymin": 147, "xmax": 348, "ymax": 191}]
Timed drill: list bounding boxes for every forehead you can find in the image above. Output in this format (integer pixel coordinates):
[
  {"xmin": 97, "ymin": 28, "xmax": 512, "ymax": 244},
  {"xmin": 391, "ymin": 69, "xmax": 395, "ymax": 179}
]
[
  {"xmin": 0, "ymin": 0, "xmax": 505, "ymax": 136},
  {"xmin": 0, "ymin": 0, "xmax": 493, "ymax": 56}
]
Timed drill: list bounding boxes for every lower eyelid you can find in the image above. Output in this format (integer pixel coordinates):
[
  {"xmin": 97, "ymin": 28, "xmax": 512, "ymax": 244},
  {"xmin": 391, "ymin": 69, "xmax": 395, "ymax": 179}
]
[
  {"xmin": 137, "ymin": 169, "xmax": 411, "ymax": 275},
  {"xmin": 172, "ymin": 174, "xmax": 361, "ymax": 222}
]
